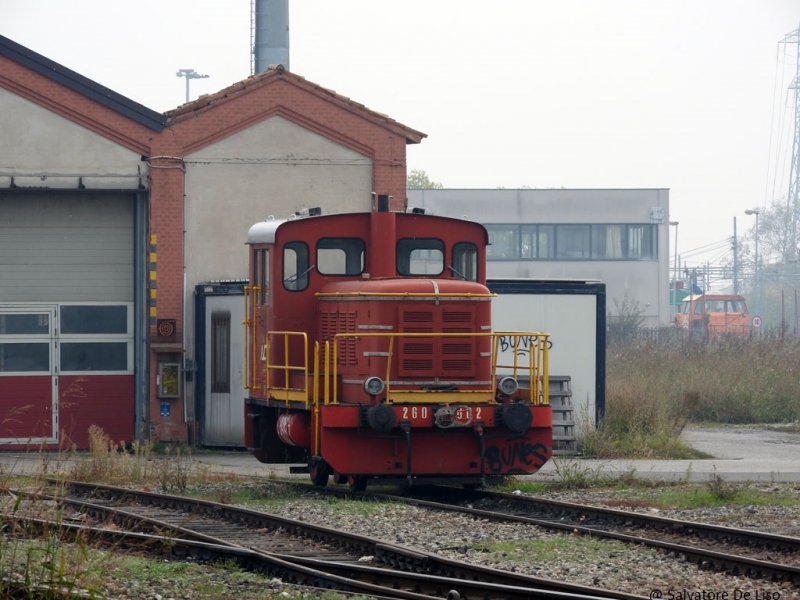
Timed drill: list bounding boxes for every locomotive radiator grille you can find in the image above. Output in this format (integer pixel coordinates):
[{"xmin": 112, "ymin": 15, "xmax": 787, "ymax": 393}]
[
  {"xmin": 442, "ymin": 311, "xmax": 472, "ymax": 332},
  {"xmin": 320, "ymin": 310, "xmax": 358, "ymax": 366},
  {"xmin": 399, "ymin": 306, "xmax": 475, "ymax": 377}
]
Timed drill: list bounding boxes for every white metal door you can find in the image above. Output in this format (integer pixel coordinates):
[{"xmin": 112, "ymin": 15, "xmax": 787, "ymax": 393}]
[{"xmin": 203, "ymin": 295, "xmax": 245, "ymax": 446}]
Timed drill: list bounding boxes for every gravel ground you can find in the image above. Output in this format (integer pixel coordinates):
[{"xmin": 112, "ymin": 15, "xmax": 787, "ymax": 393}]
[
  {"xmin": 245, "ymin": 482, "xmax": 800, "ymax": 600},
  {"xmin": 5, "ymin": 479, "xmax": 800, "ymax": 599}
]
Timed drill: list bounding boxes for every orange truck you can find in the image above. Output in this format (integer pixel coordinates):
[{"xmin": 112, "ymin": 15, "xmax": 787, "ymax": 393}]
[{"xmin": 673, "ymin": 293, "xmax": 752, "ymax": 337}]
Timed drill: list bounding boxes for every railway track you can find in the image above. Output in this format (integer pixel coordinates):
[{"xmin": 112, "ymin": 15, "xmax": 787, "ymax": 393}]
[
  {"xmin": 1, "ymin": 481, "xmax": 644, "ymax": 600},
  {"xmin": 312, "ymin": 483, "xmax": 800, "ymax": 586},
  {"xmin": 250, "ymin": 481, "xmax": 800, "ymax": 588}
]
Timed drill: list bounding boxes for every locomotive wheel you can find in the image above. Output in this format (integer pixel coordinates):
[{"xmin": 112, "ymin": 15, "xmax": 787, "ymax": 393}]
[
  {"xmin": 348, "ymin": 475, "xmax": 368, "ymax": 492},
  {"xmin": 309, "ymin": 459, "xmax": 330, "ymax": 487}
]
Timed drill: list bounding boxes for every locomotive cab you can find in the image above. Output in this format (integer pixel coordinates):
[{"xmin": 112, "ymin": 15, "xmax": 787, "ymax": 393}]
[{"xmin": 244, "ymin": 199, "xmax": 552, "ymax": 490}]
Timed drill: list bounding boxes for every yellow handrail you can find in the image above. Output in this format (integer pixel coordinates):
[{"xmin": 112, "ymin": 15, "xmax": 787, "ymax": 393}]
[
  {"xmin": 331, "ymin": 331, "xmax": 549, "ymax": 405},
  {"xmin": 242, "ymin": 286, "xmax": 250, "ymax": 389},
  {"xmin": 242, "ymin": 285, "xmax": 260, "ymax": 390},
  {"xmin": 257, "ymin": 330, "xmax": 549, "ymax": 407},
  {"xmin": 323, "ymin": 341, "xmax": 331, "ymax": 405},
  {"xmin": 312, "ymin": 342, "xmax": 321, "ymax": 454},
  {"xmin": 263, "ymin": 331, "xmax": 309, "ymax": 405}
]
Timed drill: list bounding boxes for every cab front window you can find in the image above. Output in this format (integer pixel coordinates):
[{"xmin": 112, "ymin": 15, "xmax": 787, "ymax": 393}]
[{"xmin": 397, "ymin": 238, "xmax": 445, "ymax": 275}]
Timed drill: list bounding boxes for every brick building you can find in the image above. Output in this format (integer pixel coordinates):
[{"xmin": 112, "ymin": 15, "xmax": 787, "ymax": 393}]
[{"xmin": 0, "ymin": 34, "xmax": 423, "ymax": 448}]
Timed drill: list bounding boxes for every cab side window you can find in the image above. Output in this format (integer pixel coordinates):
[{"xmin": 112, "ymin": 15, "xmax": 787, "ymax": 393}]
[
  {"xmin": 452, "ymin": 242, "xmax": 478, "ymax": 281},
  {"xmin": 253, "ymin": 249, "xmax": 261, "ymax": 302},
  {"xmin": 260, "ymin": 249, "xmax": 269, "ymax": 303},
  {"xmin": 283, "ymin": 241, "xmax": 310, "ymax": 291}
]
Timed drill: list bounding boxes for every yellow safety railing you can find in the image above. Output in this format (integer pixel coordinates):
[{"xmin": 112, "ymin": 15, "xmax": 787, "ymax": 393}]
[
  {"xmin": 263, "ymin": 331, "xmax": 309, "ymax": 404},
  {"xmin": 242, "ymin": 285, "xmax": 260, "ymax": 390},
  {"xmin": 312, "ymin": 342, "xmax": 321, "ymax": 454},
  {"xmin": 257, "ymin": 330, "xmax": 549, "ymax": 408},
  {"xmin": 491, "ymin": 331, "xmax": 550, "ymax": 408},
  {"xmin": 328, "ymin": 331, "xmax": 550, "ymax": 405}
]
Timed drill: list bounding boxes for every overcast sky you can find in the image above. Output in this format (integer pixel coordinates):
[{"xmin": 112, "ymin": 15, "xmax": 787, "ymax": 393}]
[{"xmin": 2, "ymin": 1, "xmax": 799, "ymax": 268}]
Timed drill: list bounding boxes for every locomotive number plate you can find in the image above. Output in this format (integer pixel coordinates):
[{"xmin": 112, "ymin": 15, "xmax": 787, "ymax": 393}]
[
  {"xmin": 393, "ymin": 405, "xmax": 495, "ymax": 428},
  {"xmin": 394, "ymin": 405, "xmax": 432, "ymax": 427},
  {"xmin": 440, "ymin": 405, "xmax": 495, "ymax": 427}
]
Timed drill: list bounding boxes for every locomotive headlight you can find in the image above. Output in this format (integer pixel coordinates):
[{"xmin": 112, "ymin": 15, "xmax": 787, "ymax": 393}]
[
  {"xmin": 502, "ymin": 402, "xmax": 533, "ymax": 433},
  {"xmin": 497, "ymin": 376, "xmax": 519, "ymax": 396},
  {"xmin": 364, "ymin": 376, "xmax": 385, "ymax": 396}
]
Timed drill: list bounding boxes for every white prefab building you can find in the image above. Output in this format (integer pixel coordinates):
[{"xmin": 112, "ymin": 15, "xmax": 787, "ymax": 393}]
[{"xmin": 408, "ymin": 188, "xmax": 672, "ymax": 328}]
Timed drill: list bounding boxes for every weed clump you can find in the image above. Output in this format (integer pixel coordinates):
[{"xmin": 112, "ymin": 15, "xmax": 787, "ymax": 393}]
[{"xmin": 68, "ymin": 425, "xmax": 208, "ymax": 493}]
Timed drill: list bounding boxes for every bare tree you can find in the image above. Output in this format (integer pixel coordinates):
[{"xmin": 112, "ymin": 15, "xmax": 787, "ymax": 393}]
[{"xmin": 407, "ymin": 169, "xmax": 443, "ymax": 189}]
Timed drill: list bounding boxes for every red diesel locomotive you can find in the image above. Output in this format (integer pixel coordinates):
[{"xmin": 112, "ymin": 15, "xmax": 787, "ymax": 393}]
[{"xmin": 243, "ymin": 197, "xmax": 552, "ymax": 490}]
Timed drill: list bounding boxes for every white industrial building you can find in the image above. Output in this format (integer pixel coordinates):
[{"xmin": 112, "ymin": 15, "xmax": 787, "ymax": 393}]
[{"xmin": 407, "ymin": 188, "xmax": 672, "ymax": 328}]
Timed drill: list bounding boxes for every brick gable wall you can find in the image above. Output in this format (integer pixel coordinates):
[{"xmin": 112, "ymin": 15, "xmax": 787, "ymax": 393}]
[
  {"xmin": 168, "ymin": 74, "xmax": 412, "ymax": 208},
  {"xmin": 2, "ymin": 56, "xmax": 420, "ymax": 445}
]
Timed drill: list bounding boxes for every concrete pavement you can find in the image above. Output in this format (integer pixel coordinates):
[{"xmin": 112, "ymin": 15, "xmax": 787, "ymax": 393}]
[
  {"xmin": 533, "ymin": 426, "xmax": 800, "ymax": 483},
  {"xmin": 187, "ymin": 426, "xmax": 800, "ymax": 484},
  {"xmin": 1, "ymin": 426, "xmax": 798, "ymax": 483}
]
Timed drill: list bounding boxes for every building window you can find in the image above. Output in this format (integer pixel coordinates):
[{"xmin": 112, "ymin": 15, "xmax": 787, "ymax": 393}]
[
  {"xmin": 486, "ymin": 226, "xmax": 518, "ymax": 260},
  {"xmin": 0, "ymin": 343, "xmax": 49, "ymax": 372},
  {"xmin": 58, "ymin": 304, "xmax": 133, "ymax": 374},
  {"xmin": 518, "ymin": 225, "xmax": 555, "ymax": 259},
  {"xmin": 592, "ymin": 225, "xmax": 624, "ymax": 259},
  {"xmin": 0, "ymin": 314, "xmax": 49, "ymax": 335},
  {"xmin": 520, "ymin": 226, "xmax": 536, "ymax": 259},
  {"xmin": 61, "ymin": 342, "xmax": 127, "ymax": 371},
  {"xmin": 486, "ymin": 223, "xmax": 657, "ymax": 261},
  {"xmin": 556, "ymin": 225, "xmax": 591, "ymax": 259},
  {"xmin": 61, "ymin": 305, "xmax": 127, "ymax": 334},
  {"xmin": 211, "ymin": 313, "xmax": 230, "ymax": 393},
  {"xmin": 627, "ymin": 225, "xmax": 656, "ymax": 259}
]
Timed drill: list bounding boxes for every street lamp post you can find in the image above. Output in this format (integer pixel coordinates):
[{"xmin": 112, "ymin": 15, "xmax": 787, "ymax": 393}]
[
  {"xmin": 669, "ymin": 221, "xmax": 679, "ymax": 298},
  {"xmin": 176, "ymin": 69, "xmax": 210, "ymax": 103},
  {"xmin": 745, "ymin": 209, "xmax": 760, "ymax": 320}
]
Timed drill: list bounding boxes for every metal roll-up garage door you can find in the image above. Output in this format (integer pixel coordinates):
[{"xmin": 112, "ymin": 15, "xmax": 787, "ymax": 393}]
[
  {"xmin": 0, "ymin": 192, "xmax": 133, "ymax": 302},
  {"xmin": 0, "ymin": 192, "xmax": 136, "ymax": 449}
]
